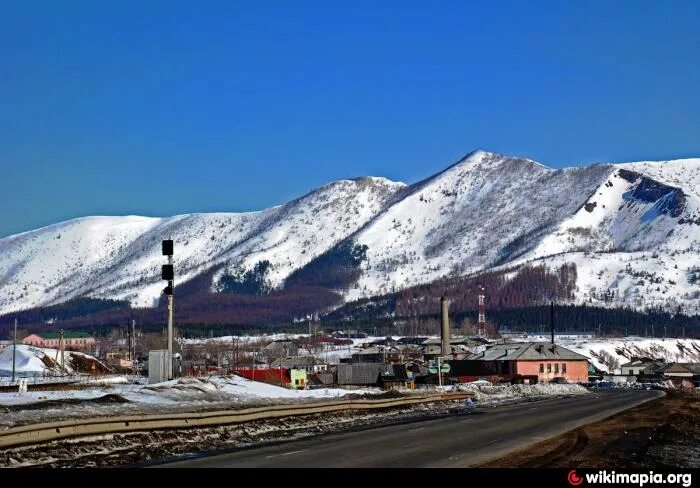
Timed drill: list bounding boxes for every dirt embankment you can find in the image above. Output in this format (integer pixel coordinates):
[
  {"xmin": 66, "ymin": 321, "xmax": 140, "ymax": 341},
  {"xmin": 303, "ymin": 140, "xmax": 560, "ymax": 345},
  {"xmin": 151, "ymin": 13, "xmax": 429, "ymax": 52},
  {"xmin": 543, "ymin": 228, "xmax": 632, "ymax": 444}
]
[{"xmin": 479, "ymin": 390, "xmax": 700, "ymax": 469}]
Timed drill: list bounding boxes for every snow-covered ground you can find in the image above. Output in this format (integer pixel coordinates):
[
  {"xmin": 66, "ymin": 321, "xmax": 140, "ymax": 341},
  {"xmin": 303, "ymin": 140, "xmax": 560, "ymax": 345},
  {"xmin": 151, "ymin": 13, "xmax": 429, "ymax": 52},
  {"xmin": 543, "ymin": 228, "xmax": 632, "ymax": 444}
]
[
  {"xmin": 453, "ymin": 382, "xmax": 589, "ymax": 405},
  {"xmin": 0, "ymin": 344, "xmax": 110, "ymax": 377},
  {"xmin": 0, "ymin": 375, "xmax": 379, "ymax": 407}
]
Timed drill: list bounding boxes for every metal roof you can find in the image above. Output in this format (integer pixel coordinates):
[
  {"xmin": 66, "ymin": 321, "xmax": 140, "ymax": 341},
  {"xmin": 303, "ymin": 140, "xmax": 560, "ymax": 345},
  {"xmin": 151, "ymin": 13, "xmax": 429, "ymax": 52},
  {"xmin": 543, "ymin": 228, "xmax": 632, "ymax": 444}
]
[
  {"xmin": 337, "ymin": 363, "xmax": 394, "ymax": 385},
  {"xmin": 270, "ymin": 355, "xmax": 326, "ymax": 368},
  {"xmin": 38, "ymin": 331, "xmax": 92, "ymax": 339},
  {"xmin": 467, "ymin": 342, "xmax": 589, "ymax": 361}
]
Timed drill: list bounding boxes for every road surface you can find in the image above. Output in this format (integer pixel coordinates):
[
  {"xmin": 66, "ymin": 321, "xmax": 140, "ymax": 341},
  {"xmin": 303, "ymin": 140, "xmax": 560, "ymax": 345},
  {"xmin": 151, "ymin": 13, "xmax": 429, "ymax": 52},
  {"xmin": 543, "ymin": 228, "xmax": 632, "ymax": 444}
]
[{"xmin": 156, "ymin": 389, "xmax": 662, "ymax": 468}]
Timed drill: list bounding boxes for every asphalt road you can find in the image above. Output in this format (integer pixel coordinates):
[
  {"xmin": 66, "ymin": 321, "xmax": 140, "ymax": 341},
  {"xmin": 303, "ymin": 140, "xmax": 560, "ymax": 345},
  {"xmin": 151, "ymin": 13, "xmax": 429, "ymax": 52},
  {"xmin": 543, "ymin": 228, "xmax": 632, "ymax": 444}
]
[{"xmin": 157, "ymin": 389, "xmax": 663, "ymax": 468}]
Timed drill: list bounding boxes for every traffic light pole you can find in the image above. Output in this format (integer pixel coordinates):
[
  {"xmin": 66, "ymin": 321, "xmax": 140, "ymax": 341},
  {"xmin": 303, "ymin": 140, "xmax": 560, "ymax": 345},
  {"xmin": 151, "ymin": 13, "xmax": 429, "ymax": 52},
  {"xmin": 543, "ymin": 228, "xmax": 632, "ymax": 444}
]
[
  {"xmin": 167, "ymin": 254, "xmax": 174, "ymax": 380},
  {"xmin": 162, "ymin": 240, "xmax": 175, "ymax": 382}
]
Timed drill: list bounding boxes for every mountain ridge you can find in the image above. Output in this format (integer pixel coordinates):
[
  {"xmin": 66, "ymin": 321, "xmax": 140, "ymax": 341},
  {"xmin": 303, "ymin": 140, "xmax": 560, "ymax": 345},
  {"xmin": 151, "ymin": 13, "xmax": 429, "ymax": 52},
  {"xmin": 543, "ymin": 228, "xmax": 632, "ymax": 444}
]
[{"xmin": 2, "ymin": 150, "xmax": 700, "ymax": 320}]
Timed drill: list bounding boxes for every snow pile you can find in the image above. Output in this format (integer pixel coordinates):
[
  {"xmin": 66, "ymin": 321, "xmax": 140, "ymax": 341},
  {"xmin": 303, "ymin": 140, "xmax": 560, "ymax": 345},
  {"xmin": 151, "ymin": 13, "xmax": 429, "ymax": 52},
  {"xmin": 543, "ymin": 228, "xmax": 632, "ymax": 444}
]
[
  {"xmin": 454, "ymin": 382, "xmax": 589, "ymax": 405},
  {"xmin": 140, "ymin": 375, "xmax": 378, "ymax": 403},
  {"xmin": 0, "ymin": 375, "xmax": 380, "ymax": 408},
  {"xmin": 0, "ymin": 344, "xmax": 111, "ymax": 376}
]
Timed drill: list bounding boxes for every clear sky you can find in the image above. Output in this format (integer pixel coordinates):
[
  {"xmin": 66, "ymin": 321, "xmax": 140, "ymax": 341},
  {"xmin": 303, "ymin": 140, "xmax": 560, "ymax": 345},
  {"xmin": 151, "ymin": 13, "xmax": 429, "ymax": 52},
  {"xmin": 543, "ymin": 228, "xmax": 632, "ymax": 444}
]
[{"xmin": 1, "ymin": 1, "xmax": 699, "ymax": 238}]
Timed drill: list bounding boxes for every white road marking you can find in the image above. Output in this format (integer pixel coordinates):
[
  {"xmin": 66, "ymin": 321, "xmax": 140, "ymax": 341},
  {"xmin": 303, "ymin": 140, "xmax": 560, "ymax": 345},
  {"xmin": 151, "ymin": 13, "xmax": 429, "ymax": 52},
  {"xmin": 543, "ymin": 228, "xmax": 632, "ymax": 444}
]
[
  {"xmin": 281, "ymin": 450, "xmax": 306, "ymax": 456},
  {"xmin": 408, "ymin": 427, "xmax": 425, "ymax": 432}
]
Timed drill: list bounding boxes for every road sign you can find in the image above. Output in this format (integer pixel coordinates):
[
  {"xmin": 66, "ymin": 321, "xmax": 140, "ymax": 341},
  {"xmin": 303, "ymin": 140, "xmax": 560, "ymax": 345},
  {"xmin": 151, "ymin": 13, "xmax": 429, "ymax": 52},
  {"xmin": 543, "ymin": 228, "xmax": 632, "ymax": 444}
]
[
  {"xmin": 441, "ymin": 363, "xmax": 451, "ymax": 373},
  {"xmin": 428, "ymin": 367, "xmax": 438, "ymax": 374}
]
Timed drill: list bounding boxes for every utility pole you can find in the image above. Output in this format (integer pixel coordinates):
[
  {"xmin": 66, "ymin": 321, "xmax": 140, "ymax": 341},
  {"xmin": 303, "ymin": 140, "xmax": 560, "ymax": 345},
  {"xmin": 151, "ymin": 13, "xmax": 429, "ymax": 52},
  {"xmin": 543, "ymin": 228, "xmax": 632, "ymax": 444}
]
[
  {"xmin": 59, "ymin": 329, "xmax": 65, "ymax": 373},
  {"xmin": 12, "ymin": 318, "xmax": 17, "ymax": 383},
  {"xmin": 132, "ymin": 319, "xmax": 136, "ymax": 376},
  {"xmin": 550, "ymin": 301, "xmax": 554, "ymax": 345},
  {"xmin": 437, "ymin": 356, "xmax": 443, "ymax": 389}
]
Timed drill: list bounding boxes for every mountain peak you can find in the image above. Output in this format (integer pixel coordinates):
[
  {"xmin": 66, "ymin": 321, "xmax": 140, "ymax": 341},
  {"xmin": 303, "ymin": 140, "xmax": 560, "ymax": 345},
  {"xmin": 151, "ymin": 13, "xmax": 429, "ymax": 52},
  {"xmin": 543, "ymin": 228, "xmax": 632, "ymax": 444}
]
[{"xmin": 451, "ymin": 149, "xmax": 551, "ymax": 172}]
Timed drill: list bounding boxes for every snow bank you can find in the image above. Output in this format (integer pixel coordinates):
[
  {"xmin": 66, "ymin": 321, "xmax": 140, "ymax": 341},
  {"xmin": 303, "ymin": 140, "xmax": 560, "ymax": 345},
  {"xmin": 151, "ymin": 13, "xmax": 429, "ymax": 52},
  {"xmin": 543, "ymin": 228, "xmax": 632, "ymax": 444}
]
[
  {"xmin": 453, "ymin": 383, "xmax": 589, "ymax": 405},
  {"xmin": 0, "ymin": 344, "xmax": 110, "ymax": 376},
  {"xmin": 0, "ymin": 375, "xmax": 380, "ymax": 408},
  {"xmin": 142, "ymin": 375, "xmax": 378, "ymax": 402}
]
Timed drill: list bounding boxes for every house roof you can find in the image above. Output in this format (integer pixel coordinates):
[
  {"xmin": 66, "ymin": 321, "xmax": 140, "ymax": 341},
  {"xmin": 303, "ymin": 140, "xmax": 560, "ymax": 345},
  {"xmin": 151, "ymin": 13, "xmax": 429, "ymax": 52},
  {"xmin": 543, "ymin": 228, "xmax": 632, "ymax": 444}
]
[
  {"xmin": 467, "ymin": 342, "xmax": 589, "ymax": 361},
  {"xmin": 38, "ymin": 331, "xmax": 92, "ymax": 339},
  {"xmin": 422, "ymin": 337, "xmax": 477, "ymax": 346},
  {"xmin": 270, "ymin": 355, "xmax": 326, "ymax": 368},
  {"xmin": 621, "ymin": 359, "xmax": 662, "ymax": 368},
  {"xmin": 663, "ymin": 363, "xmax": 700, "ymax": 375},
  {"xmin": 337, "ymin": 363, "xmax": 394, "ymax": 385}
]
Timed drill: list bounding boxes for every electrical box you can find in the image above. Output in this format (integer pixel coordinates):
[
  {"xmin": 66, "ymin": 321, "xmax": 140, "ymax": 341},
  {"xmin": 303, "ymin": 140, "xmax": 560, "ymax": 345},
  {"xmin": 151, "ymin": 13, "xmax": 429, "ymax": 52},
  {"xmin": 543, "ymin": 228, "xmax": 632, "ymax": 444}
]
[{"xmin": 148, "ymin": 350, "xmax": 169, "ymax": 384}]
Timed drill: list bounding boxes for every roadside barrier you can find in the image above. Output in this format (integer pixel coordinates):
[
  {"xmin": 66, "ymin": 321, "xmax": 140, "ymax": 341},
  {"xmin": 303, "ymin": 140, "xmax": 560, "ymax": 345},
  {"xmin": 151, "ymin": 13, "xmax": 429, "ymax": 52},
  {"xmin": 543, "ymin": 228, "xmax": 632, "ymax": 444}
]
[{"xmin": 0, "ymin": 392, "xmax": 471, "ymax": 449}]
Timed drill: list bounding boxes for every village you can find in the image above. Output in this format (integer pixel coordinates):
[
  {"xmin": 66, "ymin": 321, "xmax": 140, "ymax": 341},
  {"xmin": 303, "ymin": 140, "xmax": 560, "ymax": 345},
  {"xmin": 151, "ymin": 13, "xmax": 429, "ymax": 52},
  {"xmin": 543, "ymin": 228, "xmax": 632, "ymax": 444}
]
[{"xmin": 2, "ymin": 300, "xmax": 698, "ymax": 392}]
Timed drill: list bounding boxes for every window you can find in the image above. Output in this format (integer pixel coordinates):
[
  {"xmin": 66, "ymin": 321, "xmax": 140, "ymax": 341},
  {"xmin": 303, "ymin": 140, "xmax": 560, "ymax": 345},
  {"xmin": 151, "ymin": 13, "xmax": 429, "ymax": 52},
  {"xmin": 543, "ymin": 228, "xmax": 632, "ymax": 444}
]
[
  {"xmin": 555, "ymin": 363, "xmax": 559, "ymax": 374},
  {"xmin": 539, "ymin": 363, "xmax": 544, "ymax": 373},
  {"xmin": 562, "ymin": 363, "xmax": 567, "ymax": 373},
  {"xmin": 547, "ymin": 363, "xmax": 552, "ymax": 373}
]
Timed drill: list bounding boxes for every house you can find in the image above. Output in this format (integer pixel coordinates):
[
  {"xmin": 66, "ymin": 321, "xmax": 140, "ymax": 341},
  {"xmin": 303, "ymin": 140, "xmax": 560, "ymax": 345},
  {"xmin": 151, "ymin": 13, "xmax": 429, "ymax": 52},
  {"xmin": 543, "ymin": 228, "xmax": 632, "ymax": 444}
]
[
  {"xmin": 106, "ymin": 351, "xmax": 133, "ymax": 369},
  {"xmin": 463, "ymin": 342, "xmax": 589, "ymax": 383},
  {"xmin": 659, "ymin": 363, "xmax": 700, "ymax": 388},
  {"xmin": 337, "ymin": 362, "xmax": 408, "ymax": 390},
  {"xmin": 22, "ymin": 332, "xmax": 95, "ymax": 351},
  {"xmin": 290, "ymin": 369, "xmax": 308, "ymax": 390},
  {"xmin": 270, "ymin": 355, "xmax": 328, "ymax": 373},
  {"xmin": 261, "ymin": 340, "xmax": 299, "ymax": 359},
  {"xmin": 349, "ymin": 346, "xmax": 401, "ymax": 363},
  {"xmin": 620, "ymin": 359, "xmax": 664, "ymax": 376},
  {"xmin": 422, "ymin": 337, "xmax": 483, "ymax": 359}
]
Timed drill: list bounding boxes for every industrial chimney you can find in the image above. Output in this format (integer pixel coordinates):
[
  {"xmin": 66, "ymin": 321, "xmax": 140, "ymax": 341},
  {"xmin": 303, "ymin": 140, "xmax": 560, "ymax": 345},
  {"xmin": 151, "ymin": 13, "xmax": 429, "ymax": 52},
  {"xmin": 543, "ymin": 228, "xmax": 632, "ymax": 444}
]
[
  {"xmin": 440, "ymin": 296, "xmax": 450, "ymax": 356},
  {"xmin": 550, "ymin": 301, "xmax": 555, "ymax": 345}
]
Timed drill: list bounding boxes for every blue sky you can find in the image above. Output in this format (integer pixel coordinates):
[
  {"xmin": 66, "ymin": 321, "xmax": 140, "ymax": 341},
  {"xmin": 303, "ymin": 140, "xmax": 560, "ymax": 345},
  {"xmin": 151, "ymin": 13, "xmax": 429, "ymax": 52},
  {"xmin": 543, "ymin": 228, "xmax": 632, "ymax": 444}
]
[{"xmin": 1, "ymin": 1, "xmax": 699, "ymax": 238}]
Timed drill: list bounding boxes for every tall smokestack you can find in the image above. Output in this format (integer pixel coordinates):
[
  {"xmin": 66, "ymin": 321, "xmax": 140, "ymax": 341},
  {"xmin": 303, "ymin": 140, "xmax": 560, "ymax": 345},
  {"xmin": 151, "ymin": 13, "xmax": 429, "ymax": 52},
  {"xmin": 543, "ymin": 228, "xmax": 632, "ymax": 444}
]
[
  {"xmin": 550, "ymin": 301, "xmax": 554, "ymax": 345},
  {"xmin": 440, "ymin": 296, "xmax": 450, "ymax": 356}
]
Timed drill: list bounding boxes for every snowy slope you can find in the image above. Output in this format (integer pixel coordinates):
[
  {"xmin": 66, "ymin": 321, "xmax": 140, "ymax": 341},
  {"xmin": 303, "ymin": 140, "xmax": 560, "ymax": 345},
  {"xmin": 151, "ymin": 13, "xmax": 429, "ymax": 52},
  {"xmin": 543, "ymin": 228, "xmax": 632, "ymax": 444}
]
[
  {"xmin": 0, "ymin": 177, "xmax": 404, "ymax": 315},
  {"xmin": 0, "ymin": 344, "xmax": 110, "ymax": 376},
  {"xmin": 508, "ymin": 160, "xmax": 700, "ymax": 314},
  {"xmin": 1, "ymin": 150, "xmax": 700, "ymax": 317},
  {"xmin": 345, "ymin": 151, "xmax": 612, "ymax": 299}
]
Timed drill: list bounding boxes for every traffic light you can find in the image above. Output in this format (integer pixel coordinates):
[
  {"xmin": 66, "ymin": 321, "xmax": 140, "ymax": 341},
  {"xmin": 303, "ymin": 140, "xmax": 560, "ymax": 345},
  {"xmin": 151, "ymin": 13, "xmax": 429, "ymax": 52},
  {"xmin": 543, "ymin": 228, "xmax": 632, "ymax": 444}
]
[
  {"xmin": 162, "ymin": 239, "xmax": 174, "ymax": 256},
  {"xmin": 163, "ymin": 285, "xmax": 173, "ymax": 296},
  {"xmin": 162, "ymin": 264, "xmax": 174, "ymax": 281}
]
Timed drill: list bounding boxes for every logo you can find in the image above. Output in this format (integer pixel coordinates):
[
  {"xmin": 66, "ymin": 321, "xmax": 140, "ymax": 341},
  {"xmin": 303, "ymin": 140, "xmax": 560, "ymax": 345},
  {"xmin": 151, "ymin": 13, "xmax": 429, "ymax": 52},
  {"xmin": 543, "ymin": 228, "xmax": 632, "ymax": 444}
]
[{"xmin": 568, "ymin": 470, "xmax": 584, "ymax": 486}]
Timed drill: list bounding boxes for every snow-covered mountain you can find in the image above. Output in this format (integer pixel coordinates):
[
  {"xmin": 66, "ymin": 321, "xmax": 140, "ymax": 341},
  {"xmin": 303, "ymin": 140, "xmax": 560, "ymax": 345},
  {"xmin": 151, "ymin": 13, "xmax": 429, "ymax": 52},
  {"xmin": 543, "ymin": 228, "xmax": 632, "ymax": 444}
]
[
  {"xmin": 0, "ymin": 177, "xmax": 404, "ymax": 315},
  {"xmin": 344, "ymin": 151, "xmax": 700, "ymax": 316},
  {"xmin": 1, "ymin": 149, "xmax": 700, "ymax": 318}
]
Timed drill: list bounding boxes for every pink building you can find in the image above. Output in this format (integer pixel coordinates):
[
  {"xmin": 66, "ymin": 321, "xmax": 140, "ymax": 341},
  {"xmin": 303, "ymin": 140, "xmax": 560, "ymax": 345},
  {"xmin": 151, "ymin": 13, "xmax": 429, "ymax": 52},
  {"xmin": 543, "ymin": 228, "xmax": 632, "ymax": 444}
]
[
  {"xmin": 23, "ymin": 332, "xmax": 95, "ymax": 351},
  {"xmin": 463, "ymin": 342, "xmax": 589, "ymax": 383}
]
